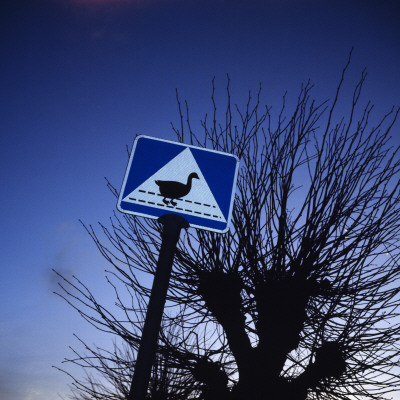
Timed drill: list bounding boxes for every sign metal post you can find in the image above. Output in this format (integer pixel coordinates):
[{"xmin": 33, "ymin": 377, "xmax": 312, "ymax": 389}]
[{"xmin": 127, "ymin": 214, "xmax": 188, "ymax": 400}]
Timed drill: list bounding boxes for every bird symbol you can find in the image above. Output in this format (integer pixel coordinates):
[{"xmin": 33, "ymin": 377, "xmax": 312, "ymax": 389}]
[{"xmin": 155, "ymin": 172, "xmax": 199, "ymax": 206}]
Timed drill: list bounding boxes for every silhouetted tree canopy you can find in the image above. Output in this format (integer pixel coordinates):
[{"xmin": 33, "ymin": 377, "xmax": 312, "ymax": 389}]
[{"xmin": 56, "ymin": 52, "xmax": 400, "ymax": 400}]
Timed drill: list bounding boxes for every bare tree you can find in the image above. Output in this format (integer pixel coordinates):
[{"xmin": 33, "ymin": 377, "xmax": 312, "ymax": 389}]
[
  {"xmin": 56, "ymin": 52, "xmax": 400, "ymax": 399},
  {"xmin": 54, "ymin": 273, "xmax": 200, "ymax": 400}
]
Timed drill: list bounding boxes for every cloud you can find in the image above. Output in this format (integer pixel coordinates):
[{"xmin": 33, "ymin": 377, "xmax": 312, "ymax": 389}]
[
  {"xmin": 0, "ymin": 368, "xmax": 26, "ymax": 400},
  {"xmin": 44, "ymin": 220, "xmax": 109, "ymax": 298},
  {"xmin": 45, "ymin": 221, "xmax": 92, "ymax": 292}
]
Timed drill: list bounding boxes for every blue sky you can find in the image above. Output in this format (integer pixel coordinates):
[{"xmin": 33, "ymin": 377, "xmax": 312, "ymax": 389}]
[{"xmin": 1, "ymin": 0, "xmax": 400, "ymax": 399}]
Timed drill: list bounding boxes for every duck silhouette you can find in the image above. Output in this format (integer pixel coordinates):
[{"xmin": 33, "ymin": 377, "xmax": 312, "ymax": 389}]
[{"xmin": 155, "ymin": 172, "xmax": 199, "ymax": 206}]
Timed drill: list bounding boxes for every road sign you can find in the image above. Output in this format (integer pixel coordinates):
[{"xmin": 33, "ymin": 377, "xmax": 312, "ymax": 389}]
[{"xmin": 118, "ymin": 135, "xmax": 239, "ymax": 233}]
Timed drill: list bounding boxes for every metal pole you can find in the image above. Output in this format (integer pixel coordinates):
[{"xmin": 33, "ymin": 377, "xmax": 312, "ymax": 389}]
[{"xmin": 128, "ymin": 213, "xmax": 189, "ymax": 400}]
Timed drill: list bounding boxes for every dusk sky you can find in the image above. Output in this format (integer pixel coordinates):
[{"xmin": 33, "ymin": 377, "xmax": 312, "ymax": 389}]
[{"xmin": 1, "ymin": 0, "xmax": 400, "ymax": 399}]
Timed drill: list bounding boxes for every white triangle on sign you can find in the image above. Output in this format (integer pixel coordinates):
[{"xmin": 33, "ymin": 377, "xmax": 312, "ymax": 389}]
[{"xmin": 122, "ymin": 148, "xmax": 226, "ymax": 222}]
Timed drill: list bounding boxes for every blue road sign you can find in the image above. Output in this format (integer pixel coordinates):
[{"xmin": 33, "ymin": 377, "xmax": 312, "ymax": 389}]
[{"xmin": 117, "ymin": 135, "xmax": 239, "ymax": 233}]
